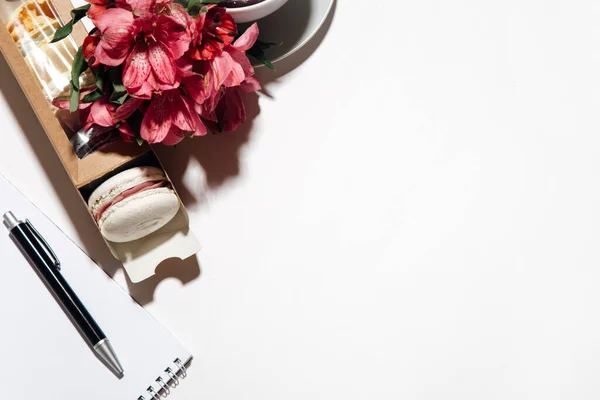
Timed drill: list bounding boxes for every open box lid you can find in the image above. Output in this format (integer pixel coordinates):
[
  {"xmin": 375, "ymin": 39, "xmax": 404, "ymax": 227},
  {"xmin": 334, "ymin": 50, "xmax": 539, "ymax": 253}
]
[{"xmin": 79, "ymin": 153, "xmax": 201, "ymax": 283}]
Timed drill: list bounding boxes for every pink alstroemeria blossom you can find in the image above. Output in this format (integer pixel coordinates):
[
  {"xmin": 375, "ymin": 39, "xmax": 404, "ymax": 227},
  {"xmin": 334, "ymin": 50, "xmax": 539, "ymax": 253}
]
[
  {"xmin": 191, "ymin": 7, "xmax": 236, "ymax": 61},
  {"xmin": 93, "ymin": 8, "xmax": 136, "ymax": 66},
  {"xmin": 140, "ymin": 89, "xmax": 206, "ymax": 144},
  {"xmin": 84, "ymin": 97, "xmax": 135, "ymax": 141},
  {"xmin": 122, "ymin": 13, "xmax": 191, "ymax": 98},
  {"xmin": 188, "ymin": 23, "xmax": 260, "ymax": 131},
  {"xmin": 207, "ymin": 23, "xmax": 259, "ymax": 93},
  {"xmin": 213, "ymin": 87, "xmax": 245, "ymax": 133},
  {"xmin": 53, "ymin": 93, "xmax": 135, "ymax": 142},
  {"xmin": 86, "ymin": 0, "xmax": 130, "ymax": 25},
  {"xmin": 87, "ymin": 0, "xmax": 172, "ymax": 22},
  {"xmin": 84, "ymin": 97, "xmax": 116, "ymax": 130},
  {"xmin": 82, "ymin": 29, "xmax": 101, "ymax": 67}
]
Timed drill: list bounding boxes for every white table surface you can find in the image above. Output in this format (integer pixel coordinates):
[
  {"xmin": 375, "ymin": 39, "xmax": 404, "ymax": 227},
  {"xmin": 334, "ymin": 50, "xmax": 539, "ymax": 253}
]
[{"xmin": 3, "ymin": 1, "xmax": 600, "ymax": 399}]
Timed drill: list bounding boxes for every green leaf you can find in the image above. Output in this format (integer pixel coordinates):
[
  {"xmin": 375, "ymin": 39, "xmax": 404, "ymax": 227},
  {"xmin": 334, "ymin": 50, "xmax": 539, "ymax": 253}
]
[
  {"xmin": 51, "ymin": 21, "xmax": 73, "ymax": 43},
  {"xmin": 70, "ymin": 47, "xmax": 87, "ymax": 90},
  {"xmin": 109, "ymin": 68, "xmax": 126, "ymax": 93},
  {"xmin": 187, "ymin": 0, "xmax": 215, "ymax": 14},
  {"xmin": 69, "ymin": 81, "xmax": 79, "ymax": 113},
  {"xmin": 135, "ymin": 137, "xmax": 144, "ymax": 146},
  {"xmin": 247, "ymin": 44, "xmax": 275, "ymax": 71},
  {"xmin": 68, "ymin": 46, "xmax": 87, "ymax": 112},
  {"xmin": 70, "ymin": 4, "xmax": 91, "ymax": 21},
  {"xmin": 81, "ymin": 90, "xmax": 103, "ymax": 103},
  {"xmin": 110, "ymin": 91, "xmax": 128, "ymax": 105},
  {"xmin": 95, "ymin": 69, "xmax": 105, "ymax": 92},
  {"xmin": 187, "ymin": 0, "xmax": 203, "ymax": 11},
  {"xmin": 50, "ymin": 4, "xmax": 90, "ymax": 43},
  {"xmin": 108, "ymin": 67, "xmax": 128, "ymax": 104}
]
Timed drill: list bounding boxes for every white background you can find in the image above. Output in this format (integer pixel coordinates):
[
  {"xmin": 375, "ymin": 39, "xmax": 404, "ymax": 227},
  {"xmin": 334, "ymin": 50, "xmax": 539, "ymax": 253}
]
[{"xmin": 3, "ymin": 1, "xmax": 600, "ymax": 399}]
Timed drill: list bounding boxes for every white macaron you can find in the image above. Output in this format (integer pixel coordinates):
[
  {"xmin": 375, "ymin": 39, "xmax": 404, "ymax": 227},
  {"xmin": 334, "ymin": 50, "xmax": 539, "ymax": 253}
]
[{"xmin": 88, "ymin": 166, "xmax": 180, "ymax": 243}]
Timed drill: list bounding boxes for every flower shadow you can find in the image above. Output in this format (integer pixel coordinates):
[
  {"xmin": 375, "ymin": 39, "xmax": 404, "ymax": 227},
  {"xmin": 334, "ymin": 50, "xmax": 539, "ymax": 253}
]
[
  {"xmin": 153, "ymin": 0, "xmax": 336, "ymax": 205},
  {"xmin": 152, "ymin": 89, "xmax": 260, "ymax": 206}
]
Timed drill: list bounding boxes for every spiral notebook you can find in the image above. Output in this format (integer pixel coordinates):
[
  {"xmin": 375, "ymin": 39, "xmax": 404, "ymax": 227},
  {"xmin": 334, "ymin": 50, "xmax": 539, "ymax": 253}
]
[{"xmin": 0, "ymin": 174, "xmax": 192, "ymax": 400}]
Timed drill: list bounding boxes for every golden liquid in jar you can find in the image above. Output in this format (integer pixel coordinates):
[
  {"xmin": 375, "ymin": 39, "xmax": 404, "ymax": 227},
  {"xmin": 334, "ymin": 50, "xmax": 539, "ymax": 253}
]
[{"xmin": 6, "ymin": 0, "xmax": 77, "ymax": 102}]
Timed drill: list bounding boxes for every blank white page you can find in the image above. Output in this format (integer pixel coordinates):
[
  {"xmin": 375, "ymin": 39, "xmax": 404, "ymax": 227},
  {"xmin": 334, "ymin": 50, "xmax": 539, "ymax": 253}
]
[{"xmin": 0, "ymin": 175, "xmax": 192, "ymax": 400}]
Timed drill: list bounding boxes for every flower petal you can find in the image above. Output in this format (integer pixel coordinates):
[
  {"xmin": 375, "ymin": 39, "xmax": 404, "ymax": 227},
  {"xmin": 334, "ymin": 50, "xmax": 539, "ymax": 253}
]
[
  {"xmin": 148, "ymin": 41, "xmax": 177, "ymax": 85},
  {"xmin": 194, "ymin": 99, "xmax": 216, "ymax": 122},
  {"xmin": 210, "ymin": 51, "xmax": 234, "ymax": 92},
  {"xmin": 82, "ymin": 34, "xmax": 100, "ymax": 66},
  {"xmin": 227, "ymin": 47, "xmax": 254, "ymax": 79},
  {"xmin": 115, "ymin": 97, "xmax": 144, "ymax": 120},
  {"xmin": 233, "ymin": 23, "xmax": 259, "ymax": 52},
  {"xmin": 118, "ymin": 122, "xmax": 136, "ymax": 142},
  {"xmin": 161, "ymin": 126, "xmax": 185, "ymax": 146},
  {"xmin": 156, "ymin": 13, "xmax": 189, "ymax": 59},
  {"xmin": 216, "ymin": 87, "xmax": 245, "ymax": 132},
  {"xmin": 186, "ymin": 98, "xmax": 207, "ymax": 136},
  {"xmin": 93, "ymin": 8, "xmax": 134, "ymax": 65},
  {"xmin": 168, "ymin": 90, "xmax": 195, "ymax": 131},
  {"xmin": 130, "ymin": 72, "xmax": 157, "ymax": 98},
  {"xmin": 208, "ymin": 7, "xmax": 236, "ymax": 46},
  {"xmin": 87, "ymin": 5, "xmax": 106, "ymax": 23},
  {"xmin": 223, "ymin": 50, "xmax": 247, "ymax": 88},
  {"xmin": 123, "ymin": 41, "xmax": 152, "ymax": 90},
  {"xmin": 240, "ymin": 76, "xmax": 261, "ymax": 92},
  {"xmin": 96, "ymin": 8, "xmax": 134, "ymax": 43},
  {"xmin": 182, "ymin": 74, "xmax": 209, "ymax": 104},
  {"xmin": 126, "ymin": 0, "xmax": 155, "ymax": 13},
  {"xmin": 95, "ymin": 40, "xmax": 129, "ymax": 66},
  {"xmin": 88, "ymin": 97, "xmax": 116, "ymax": 127},
  {"xmin": 140, "ymin": 94, "xmax": 172, "ymax": 143}
]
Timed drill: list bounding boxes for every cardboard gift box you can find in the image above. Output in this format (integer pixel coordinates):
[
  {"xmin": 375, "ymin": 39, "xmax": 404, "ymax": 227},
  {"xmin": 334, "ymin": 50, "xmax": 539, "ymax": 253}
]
[{"xmin": 0, "ymin": 0, "xmax": 201, "ymax": 282}]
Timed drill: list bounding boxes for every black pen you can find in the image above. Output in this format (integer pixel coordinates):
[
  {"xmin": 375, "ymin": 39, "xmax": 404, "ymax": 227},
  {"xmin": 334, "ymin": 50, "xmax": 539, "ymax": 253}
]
[{"xmin": 3, "ymin": 211, "xmax": 124, "ymax": 377}]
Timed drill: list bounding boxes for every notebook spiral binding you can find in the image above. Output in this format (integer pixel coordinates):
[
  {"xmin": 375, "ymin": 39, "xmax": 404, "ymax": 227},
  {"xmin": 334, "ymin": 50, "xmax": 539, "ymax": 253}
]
[{"xmin": 138, "ymin": 358, "xmax": 188, "ymax": 400}]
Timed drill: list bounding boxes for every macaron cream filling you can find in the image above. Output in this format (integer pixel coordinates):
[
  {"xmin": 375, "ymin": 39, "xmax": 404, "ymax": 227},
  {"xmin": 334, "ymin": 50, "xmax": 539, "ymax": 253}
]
[{"xmin": 93, "ymin": 180, "xmax": 169, "ymax": 223}]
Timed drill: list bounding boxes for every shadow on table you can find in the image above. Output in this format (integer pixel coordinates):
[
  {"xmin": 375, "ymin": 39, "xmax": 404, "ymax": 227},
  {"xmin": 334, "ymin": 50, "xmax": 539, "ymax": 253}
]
[
  {"xmin": 0, "ymin": 0, "xmax": 334, "ymax": 303},
  {"xmin": 155, "ymin": 0, "xmax": 337, "ymax": 206},
  {"xmin": 258, "ymin": 0, "xmax": 337, "ymax": 82}
]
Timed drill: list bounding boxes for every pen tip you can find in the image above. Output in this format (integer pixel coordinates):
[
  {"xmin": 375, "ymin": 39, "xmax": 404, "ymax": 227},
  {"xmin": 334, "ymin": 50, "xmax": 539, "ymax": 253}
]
[{"xmin": 93, "ymin": 339, "xmax": 124, "ymax": 378}]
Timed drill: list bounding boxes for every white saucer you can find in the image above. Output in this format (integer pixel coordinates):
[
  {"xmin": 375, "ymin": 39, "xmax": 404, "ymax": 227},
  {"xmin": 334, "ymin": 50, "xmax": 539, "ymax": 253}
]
[{"xmin": 244, "ymin": 0, "xmax": 335, "ymax": 65}]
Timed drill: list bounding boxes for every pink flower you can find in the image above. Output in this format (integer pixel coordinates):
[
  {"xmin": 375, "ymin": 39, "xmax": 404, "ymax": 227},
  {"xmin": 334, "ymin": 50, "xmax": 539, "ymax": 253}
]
[
  {"xmin": 189, "ymin": 7, "xmax": 236, "ymax": 61},
  {"xmin": 87, "ymin": 0, "xmax": 171, "ymax": 21},
  {"xmin": 82, "ymin": 29, "xmax": 100, "ymax": 66},
  {"xmin": 84, "ymin": 96, "xmax": 116, "ymax": 130},
  {"xmin": 84, "ymin": 97, "xmax": 138, "ymax": 141},
  {"xmin": 86, "ymin": 0, "xmax": 130, "ymax": 25},
  {"xmin": 53, "ymin": 93, "xmax": 136, "ymax": 142},
  {"xmin": 209, "ymin": 23, "xmax": 259, "ymax": 93},
  {"xmin": 184, "ymin": 23, "xmax": 260, "ymax": 130},
  {"xmin": 93, "ymin": 8, "xmax": 136, "ymax": 66},
  {"xmin": 212, "ymin": 87, "xmax": 245, "ymax": 132},
  {"xmin": 140, "ymin": 89, "xmax": 206, "ymax": 144},
  {"xmin": 122, "ymin": 13, "xmax": 191, "ymax": 98}
]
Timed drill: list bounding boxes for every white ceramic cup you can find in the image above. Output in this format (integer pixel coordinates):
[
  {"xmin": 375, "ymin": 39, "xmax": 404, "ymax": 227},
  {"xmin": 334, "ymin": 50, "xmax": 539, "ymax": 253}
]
[{"xmin": 226, "ymin": 0, "xmax": 290, "ymax": 23}]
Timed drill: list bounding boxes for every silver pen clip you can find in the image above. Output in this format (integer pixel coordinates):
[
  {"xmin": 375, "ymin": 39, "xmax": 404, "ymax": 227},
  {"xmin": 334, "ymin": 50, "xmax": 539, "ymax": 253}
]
[{"xmin": 26, "ymin": 219, "xmax": 61, "ymax": 270}]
